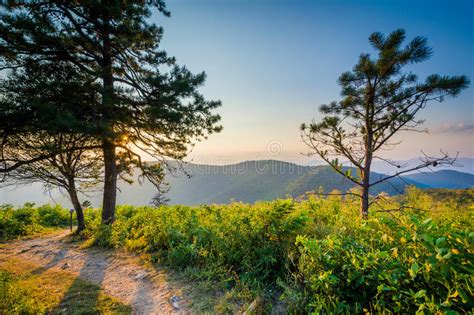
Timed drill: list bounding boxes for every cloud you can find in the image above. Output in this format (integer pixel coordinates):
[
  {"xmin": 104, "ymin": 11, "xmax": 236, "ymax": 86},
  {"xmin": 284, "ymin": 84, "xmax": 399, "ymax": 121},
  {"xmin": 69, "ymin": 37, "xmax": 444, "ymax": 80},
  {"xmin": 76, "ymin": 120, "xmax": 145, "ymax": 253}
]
[{"xmin": 432, "ymin": 121, "xmax": 474, "ymax": 134}]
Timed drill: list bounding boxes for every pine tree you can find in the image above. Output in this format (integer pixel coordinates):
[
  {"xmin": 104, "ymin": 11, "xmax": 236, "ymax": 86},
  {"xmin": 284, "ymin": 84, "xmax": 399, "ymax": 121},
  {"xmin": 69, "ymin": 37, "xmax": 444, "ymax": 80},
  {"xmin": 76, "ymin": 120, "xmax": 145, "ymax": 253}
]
[
  {"xmin": 151, "ymin": 190, "xmax": 170, "ymax": 207},
  {"xmin": 0, "ymin": 1, "xmax": 222, "ymax": 223},
  {"xmin": 301, "ymin": 29, "xmax": 469, "ymax": 219}
]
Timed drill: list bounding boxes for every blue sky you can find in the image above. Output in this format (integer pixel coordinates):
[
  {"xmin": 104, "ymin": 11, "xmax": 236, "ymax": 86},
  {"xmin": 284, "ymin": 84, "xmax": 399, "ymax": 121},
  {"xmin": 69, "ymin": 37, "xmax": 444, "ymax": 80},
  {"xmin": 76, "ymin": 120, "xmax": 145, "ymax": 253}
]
[{"xmin": 153, "ymin": 0, "xmax": 473, "ymax": 164}]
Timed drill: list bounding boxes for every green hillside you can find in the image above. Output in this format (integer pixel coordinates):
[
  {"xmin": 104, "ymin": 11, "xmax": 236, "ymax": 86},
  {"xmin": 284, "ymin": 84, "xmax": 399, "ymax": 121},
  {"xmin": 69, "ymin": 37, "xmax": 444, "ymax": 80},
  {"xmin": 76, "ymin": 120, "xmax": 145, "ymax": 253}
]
[
  {"xmin": 5, "ymin": 160, "xmax": 472, "ymax": 207},
  {"xmin": 165, "ymin": 160, "xmax": 423, "ymax": 204},
  {"xmin": 424, "ymin": 188, "xmax": 474, "ymax": 208}
]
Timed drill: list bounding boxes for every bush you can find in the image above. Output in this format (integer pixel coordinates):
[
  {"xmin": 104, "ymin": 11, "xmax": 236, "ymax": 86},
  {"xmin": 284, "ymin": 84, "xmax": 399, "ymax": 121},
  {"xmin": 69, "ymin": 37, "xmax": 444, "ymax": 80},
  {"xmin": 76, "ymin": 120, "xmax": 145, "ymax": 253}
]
[
  {"xmin": 37, "ymin": 204, "xmax": 70, "ymax": 226},
  {"xmin": 0, "ymin": 203, "xmax": 72, "ymax": 240},
  {"xmin": 286, "ymin": 215, "xmax": 474, "ymax": 313},
  {"xmin": 82, "ymin": 188, "xmax": 473, "ymax": 312},
  {"xmin": 8, "ymin": 187, "xmax": 460, "ymax": 313},
  {"xmin": 88, "ymin": 200, "xmax": 309, "ymax": 287}
]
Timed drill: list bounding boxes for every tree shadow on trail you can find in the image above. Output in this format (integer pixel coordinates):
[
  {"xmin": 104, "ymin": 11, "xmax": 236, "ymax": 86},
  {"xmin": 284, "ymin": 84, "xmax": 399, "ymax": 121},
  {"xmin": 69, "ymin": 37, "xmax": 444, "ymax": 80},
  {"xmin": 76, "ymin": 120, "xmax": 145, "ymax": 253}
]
[
  {"xmin": 30, "ymin": 240, "xmax": 71, "ymax": 275},
  {"xmin": 52, "ymin": 275, "xmax": 131, "ymax": 314},
  {"xmin": 132, "ymin": 275, "xmax": 160, "ymax": 313},
  {"xmin": 46, "ymin": 230, "xmax": 130, "ymax": 314}
]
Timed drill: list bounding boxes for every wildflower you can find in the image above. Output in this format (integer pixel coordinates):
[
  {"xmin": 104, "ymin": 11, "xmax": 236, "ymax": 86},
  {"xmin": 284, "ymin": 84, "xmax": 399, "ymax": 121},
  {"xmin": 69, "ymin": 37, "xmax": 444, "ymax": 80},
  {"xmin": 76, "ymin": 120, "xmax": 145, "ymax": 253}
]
[
  {"xmin": 425, "ymin": 263, "xmax": 431, "ymax": 273},
  {"xmin": 391, "ymin": 247, "xmax": 398, "ymax": 258}
]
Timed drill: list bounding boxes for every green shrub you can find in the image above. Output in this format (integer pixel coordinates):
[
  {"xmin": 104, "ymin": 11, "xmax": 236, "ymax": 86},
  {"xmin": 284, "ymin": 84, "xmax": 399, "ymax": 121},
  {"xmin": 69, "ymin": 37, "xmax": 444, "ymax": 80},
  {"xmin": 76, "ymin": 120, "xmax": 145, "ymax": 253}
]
[
  {"xmin": 79, "ymin": 189, "xmax": 472, "ymax": 312},
  {"xmin": 37, "ymin": 204, "xmax": 70, "ymax": 226},
  {"xmin": 88, "ymin": 200, "xmax": 309, "ymax": 287},
  {"xmin": 6, "ymin": 187, "xmax": 465, "ymax": 313},
  {"xmin": 0, "ymin": 204, "xmax": 40, "ymax": 239},
  {"xmin": 287, "ymin": 215, "xmax": 474, "ymax": 313},
  {"xmin": 0, "ymin": 203, "xmax": 72, "ymax": 240}
]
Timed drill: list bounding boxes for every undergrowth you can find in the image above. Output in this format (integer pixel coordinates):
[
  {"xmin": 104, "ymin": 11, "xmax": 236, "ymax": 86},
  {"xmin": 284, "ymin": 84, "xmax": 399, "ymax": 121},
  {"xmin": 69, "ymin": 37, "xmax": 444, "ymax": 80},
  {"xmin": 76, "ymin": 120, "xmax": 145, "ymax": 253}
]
[
  {"xmin": 2, "ymin": 187, "xmax": 472, "ymax": 313},
  {"xmin": 83, "ymin": 187, "xmax": 473, "ymax": 313},
  {"xmin": 0, "ymin": 203, "xmax": 73, "ymax": 241}
]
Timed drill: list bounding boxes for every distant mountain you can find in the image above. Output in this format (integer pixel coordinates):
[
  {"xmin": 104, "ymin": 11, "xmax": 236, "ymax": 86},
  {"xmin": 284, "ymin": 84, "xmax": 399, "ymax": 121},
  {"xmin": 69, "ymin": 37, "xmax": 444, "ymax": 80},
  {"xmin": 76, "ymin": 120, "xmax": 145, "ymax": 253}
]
[
  {"xmin": 403, "ymin": 170, "xmax": 474, "ymax": 189},
  {"xmin": 371, "ymin": 157, "xmax": 474, "ymax": 175},
  {"xmin": 162, "ymin": 160, "xmax": 424, "ymax": 205},
  {"xmin": 2, "ymin": 160, "xmax": 473, "ymax": 207}
]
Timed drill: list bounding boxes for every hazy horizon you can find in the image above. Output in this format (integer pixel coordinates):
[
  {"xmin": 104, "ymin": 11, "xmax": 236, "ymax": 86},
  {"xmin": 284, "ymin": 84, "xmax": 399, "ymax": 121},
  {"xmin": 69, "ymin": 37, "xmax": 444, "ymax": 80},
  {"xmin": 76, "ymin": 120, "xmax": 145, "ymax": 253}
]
[
  {"xmin": 172, "ymin": 152, "xmax": 473, "ymax": 167},
  {"xmin": 2, "ymin": 157, "xmax": 473, "ymax": 207}
]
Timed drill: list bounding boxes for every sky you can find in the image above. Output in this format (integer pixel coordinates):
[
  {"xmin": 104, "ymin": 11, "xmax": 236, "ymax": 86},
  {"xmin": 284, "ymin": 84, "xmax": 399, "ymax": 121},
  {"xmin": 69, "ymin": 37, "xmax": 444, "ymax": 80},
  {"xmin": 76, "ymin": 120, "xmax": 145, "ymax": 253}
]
[{"xmin": 152, "ymin": 0, "xmax": 474, "ymax": 165}]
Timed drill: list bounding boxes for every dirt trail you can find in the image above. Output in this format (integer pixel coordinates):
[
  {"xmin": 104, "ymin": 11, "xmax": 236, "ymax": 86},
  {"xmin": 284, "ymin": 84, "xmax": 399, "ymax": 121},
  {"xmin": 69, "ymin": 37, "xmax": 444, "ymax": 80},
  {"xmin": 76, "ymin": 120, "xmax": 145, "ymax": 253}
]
[{"xmin": 0, "ymin": 230, "xmax": 189, "ymax": 314}]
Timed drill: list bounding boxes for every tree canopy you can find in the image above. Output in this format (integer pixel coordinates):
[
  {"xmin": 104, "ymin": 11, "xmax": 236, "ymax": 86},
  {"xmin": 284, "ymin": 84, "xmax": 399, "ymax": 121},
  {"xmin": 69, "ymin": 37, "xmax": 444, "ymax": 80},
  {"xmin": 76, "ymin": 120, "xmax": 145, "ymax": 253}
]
[
  {"xmin": 0, "ymin": 1, "xmax": 222, "ymax": 222},
  {"xmin": 301, "ymin": 29, "xmax": 469, "ymax": 218}
]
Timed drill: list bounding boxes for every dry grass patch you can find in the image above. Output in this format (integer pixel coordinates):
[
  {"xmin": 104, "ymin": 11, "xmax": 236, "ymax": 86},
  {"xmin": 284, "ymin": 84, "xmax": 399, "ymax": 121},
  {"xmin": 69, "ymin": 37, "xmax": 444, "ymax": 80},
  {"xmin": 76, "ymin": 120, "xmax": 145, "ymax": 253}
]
[{"xmin": 0, "ymin": 257, "xmax": 131, "ymax": 314}]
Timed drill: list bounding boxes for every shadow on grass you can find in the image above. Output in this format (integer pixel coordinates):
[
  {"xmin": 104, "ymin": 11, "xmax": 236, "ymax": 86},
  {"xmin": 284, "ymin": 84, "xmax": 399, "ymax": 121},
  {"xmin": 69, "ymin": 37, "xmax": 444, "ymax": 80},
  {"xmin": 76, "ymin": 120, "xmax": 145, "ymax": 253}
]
[{"xmin": 52, "ymin": 276, "xmax": 131, "ymax": 314}]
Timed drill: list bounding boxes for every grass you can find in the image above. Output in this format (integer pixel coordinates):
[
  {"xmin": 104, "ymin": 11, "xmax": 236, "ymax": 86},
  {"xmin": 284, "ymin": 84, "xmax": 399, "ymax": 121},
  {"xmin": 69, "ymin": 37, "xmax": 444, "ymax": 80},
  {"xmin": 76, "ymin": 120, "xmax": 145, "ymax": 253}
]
[
  {"xmin": 0, "ymin": 257, "xmax": 131, "ymax": 314},
  {"xmin": 170, "ymin": 266, "xmax": 256, "ymax": 314}
]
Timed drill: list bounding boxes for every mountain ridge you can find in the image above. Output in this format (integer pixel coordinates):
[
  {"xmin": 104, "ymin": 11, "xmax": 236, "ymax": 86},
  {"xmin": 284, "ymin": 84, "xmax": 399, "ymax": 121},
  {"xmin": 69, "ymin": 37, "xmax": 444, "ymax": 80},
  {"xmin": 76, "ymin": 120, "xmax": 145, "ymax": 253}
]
[
  {"xmin": 1, "ymin": 159, "xmax": 472, "ymax": 207},
  {"xmin": 404, "ymin": 170, "xmax": 474, "ymax": 189}
]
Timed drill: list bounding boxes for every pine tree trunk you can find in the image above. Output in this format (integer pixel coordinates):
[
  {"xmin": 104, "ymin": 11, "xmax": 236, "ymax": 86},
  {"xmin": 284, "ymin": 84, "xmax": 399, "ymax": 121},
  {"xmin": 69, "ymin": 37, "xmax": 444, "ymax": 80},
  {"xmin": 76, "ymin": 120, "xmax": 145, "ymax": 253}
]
[
  {"xmin": 361, "ymin": 97, "xmax": 373, "ymax": 220},
  {"xmin": 100, "ymin": 15, "xmax": 117, "ymax": 225},
  {"xmin": 102, "ymin": 140, "xmax": 117, "ymax": 224},
  {"xmin": 67, "ymin": 180, "xmax": 85, "ymax": 233},
  {"xmin": 360, "ymin": 178, "xmax": 370, "ymax": 220},
  {"xmin": 360, "ymin": 157, "xmax": 372, "ymax": 220}
]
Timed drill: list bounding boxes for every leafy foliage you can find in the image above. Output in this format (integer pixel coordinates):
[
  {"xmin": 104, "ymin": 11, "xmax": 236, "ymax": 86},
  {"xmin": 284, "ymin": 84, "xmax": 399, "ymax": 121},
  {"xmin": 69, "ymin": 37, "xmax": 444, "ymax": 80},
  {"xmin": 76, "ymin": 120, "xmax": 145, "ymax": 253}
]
[
  {"xmin": 2, "ymin": 188, "xmax": 471, "ymax": 312},
  {"xmin": 85, "ymin": 200, "xmax": 308, "ymax": 287},
  {"xmin": 79, "ymin": 188, "xmax": 473, "ymax": 313},
  {"xmin": 0, "ymin": 203, "xmax": 72, "ymax": 240},
  {"xmin": 424, "ymin": 188, "xmax": 474, "ymax": 210},
  {"xmin": 290, "ymin": 217, "xmax": 473, "ymax": 313},
  {"xmin": 0, "ymin": 2, "xmax": 222, "ymax": 155},
  {"xmin": 0, "ymin": 1, "xmax": 222, "ymax": 223}
]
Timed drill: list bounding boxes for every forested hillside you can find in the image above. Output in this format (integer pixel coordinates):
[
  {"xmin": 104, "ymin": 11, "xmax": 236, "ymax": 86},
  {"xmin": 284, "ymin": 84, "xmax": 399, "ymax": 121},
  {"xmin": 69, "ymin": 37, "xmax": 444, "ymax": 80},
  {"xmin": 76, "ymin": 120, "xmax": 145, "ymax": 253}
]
[
  {"xmin": 4, "ymin": 160, "xmax": 474, "ymax": 206},
  {"xmin": 164, "ymin": 160, "xmax": 421, "ymax": 204}
]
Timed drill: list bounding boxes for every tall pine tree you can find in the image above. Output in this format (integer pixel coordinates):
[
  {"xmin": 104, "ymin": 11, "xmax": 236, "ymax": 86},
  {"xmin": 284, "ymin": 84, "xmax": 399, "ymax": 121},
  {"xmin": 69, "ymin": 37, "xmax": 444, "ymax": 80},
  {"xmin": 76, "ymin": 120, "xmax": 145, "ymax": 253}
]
[
  {"xmin": 301, "ymin": 29, "xmax": 469, "ymax": 219},
  {"xmin": 0, "ymin": 1, "xmax": 222, "ymax": 223}
]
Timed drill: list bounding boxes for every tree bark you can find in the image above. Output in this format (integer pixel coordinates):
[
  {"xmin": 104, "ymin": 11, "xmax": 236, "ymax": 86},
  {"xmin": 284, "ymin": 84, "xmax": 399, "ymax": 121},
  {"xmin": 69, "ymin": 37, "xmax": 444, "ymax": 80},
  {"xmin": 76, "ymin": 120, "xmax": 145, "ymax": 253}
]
[
  {"xmin": 102, "ymin": 140, "xmax": 117, "ymax": 224},
  {"xmin": 360, "ymin": 86, "xmax": 375, "ymax": 220},
  {"xmin": 360, "ymin": 136, "xmax": 373, "ymax": 219},
  {"xmin": 100, "ymin": 14, "xmax": 117, "ymax": 224},
  {"xmin": 67, "ymin": 179, "xmax": 86, "ymax": 233},
  {"xmin": 360, "ymin": 172, "xmax": 370, "ymax": 220}
]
